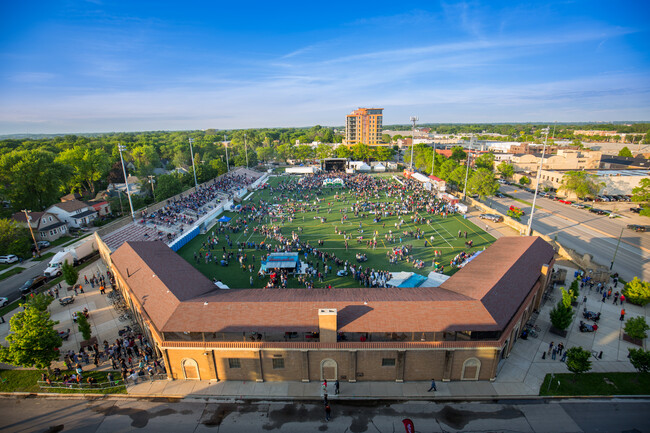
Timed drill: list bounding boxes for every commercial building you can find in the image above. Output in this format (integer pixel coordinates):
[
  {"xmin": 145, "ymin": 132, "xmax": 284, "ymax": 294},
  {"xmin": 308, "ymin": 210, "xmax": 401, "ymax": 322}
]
[
  {"xmin": 536, "ymin": 169, "xmax": 649, "ymax": 196},
  {"xmin": 100, "ymin": 235, "xmax": 555, "ymax": 383},
  {"xmin": 345, "ymin": 108, "xmax": 383, "ymax": 145},
  {"xmin": 511, "ymin": 149, "xmax": 602, "ymax": 173}
]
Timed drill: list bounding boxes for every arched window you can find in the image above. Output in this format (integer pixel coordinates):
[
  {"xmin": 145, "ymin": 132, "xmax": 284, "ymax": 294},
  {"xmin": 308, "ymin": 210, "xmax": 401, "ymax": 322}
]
[
  {"xmin": 461, "ymin": 357, "xmax": 481, "ymax": 380},
  {"xmin": 181, "ymin": 358, "xmax": 200, "ymax": 380}
]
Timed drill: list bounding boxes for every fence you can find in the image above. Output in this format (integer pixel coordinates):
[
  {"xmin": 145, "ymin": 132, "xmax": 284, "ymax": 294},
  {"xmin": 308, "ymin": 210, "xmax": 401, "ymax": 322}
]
[{"xmin": 38, "ymin": 379, "xmax": 126, "ymax": 391}]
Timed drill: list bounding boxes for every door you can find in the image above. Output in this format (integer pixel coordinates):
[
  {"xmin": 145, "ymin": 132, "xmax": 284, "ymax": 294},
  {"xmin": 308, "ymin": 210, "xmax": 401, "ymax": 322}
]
[{"xmin": 320, "ymin": 359, "xmax": 337, "ymax": 381}]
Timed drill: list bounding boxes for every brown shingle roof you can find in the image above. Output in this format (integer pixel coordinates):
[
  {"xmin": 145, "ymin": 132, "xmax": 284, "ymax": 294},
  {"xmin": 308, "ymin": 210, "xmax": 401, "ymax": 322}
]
[
  {"xmin": 51, "ymin": 200, "xmax": 91, "ymax": 213},
  {"xmin": 110, "ymin": 237, "xmax": 553, "ymax": 334}
]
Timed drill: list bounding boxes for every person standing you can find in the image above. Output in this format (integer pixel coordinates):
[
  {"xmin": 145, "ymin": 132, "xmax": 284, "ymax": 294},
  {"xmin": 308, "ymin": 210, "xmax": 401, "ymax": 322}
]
[
  {"xmin": 620, "ymin": 309, "xmax": 626, "ymax": 321},
  {"xmin": 325, "ymin": 404, "xmax": 331, "ymax": 422},
  {"xmin": 620, "ymin": 293, "xmax": 625, "ymax": 306},
  {"xmin": 334, "ymin": 379, "xmax": 339, "ymax": 395},
  {"xmin": 548, "ymin": 342, "xmax": 554, "ymax": 355},
  {"xmin": 427, "ymin": 378, "xmax": 437, "ymax": 392}
]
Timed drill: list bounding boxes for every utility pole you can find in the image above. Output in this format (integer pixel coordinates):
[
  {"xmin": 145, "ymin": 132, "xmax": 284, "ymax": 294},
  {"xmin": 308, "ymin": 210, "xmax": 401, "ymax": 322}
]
[
  {"xmin": 22, "ymin": 210, "xmax": 40, "ymax": 257},
  {"xmin": 527, "ymin": 127, "xmax": 550, "ymax": 236},
  {"xmin": 610, "ymin": 227, "xmax": 624, "ymax": 270},
  {"xmin": 147, "ymin": 175, "xmax": 156, "ymax": 201},
  {"xmin": 189, "ymin": 138, "xmax": 198, "ymax": 189},
  {"xmin": 244, "ymin": 132, "xmax": 249, "ymax": 169},
  {"xmin": 430, "ymin": 142, "xmax": 437, "ymax": 176},
  {"xmin": 462, "ymin": 136, "xmax": 474, "ymax": 200},
  {"xmin": 409, "ymin": 116, "xmax": 418, "ymax": 171},
  {"xmin": 118, "ymin": 144, "xmax": 135, "ymax": 222}
]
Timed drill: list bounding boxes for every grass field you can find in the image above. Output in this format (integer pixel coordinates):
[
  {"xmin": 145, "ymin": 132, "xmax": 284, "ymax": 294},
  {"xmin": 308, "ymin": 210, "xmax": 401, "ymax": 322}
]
[
  {"xmin": 178, "ymin": 174, "xmax": 495, "ymax": 289},
  {"xmin": 0, "ymin": 369, "xmax": 126, "ymax": 394},
  {"xmin": 539, "ymin": 372, "xmax": 650, "ymax": 396}
]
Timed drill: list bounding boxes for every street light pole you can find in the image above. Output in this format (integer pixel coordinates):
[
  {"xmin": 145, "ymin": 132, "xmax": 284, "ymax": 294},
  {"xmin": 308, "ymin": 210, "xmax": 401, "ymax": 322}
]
[
  {"xmin": 148, "ymin": 175, "xmax": 156, "ymax": 201},
  {"xmin": 22, "ymin": 209, "xmax": 41, "ymax": 257},
  {"xmin": 527, "ymin": 127, "xmax": 549, "ymax": 236},
  {"xmin": 118, "ymin": 144, "xmax": 135, "ymax": 222},
  {"xmin": 430, "ymin": 142, "xmax": 436, "ymax": 176},
  {"xmin": 610, "ymin": 227, "xmax": 624, "ymax": 270},
  {"xmin": 189, "ymin": 138, "xmax": 198, "ymax": 189},
  {"xmin": 244, "ymin": 132, "xmax": 249, "ymax": 169},
  {"xmin": 409, "ymin": 116, "xmax": 418, "ymax": 171},
  {"xmin": 224, "ymin": 136, "xmax": 230, "ymax": 173},
  {"xmin": 462, "ymin": 136, "xmax": 474, "ymax": 200}
]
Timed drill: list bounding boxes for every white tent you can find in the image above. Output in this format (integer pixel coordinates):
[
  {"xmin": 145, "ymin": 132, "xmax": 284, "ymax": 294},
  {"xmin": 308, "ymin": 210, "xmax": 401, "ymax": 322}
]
[
  {"xmin": 422, "ymin": 272, "xmax": 450, "ymax": 287},
  {"xmin": 373, "ymin": 163, "xmax": 386, "ymax": 172},
  {"xmin": 357, "ymin": 162, "xmax": 371, "ymax": 172}
]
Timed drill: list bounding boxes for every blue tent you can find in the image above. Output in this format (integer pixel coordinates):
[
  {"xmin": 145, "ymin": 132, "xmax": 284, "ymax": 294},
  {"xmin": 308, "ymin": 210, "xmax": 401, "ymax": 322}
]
[{"xmin": 217, "ymin": 216, "xmax": 231, "ymax": 223}]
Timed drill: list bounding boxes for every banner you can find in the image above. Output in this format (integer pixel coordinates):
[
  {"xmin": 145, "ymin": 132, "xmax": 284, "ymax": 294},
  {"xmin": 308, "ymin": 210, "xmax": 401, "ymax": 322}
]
[{"xmin": 402, "ymin": 419, "xmax": 415, "ymax": 433}]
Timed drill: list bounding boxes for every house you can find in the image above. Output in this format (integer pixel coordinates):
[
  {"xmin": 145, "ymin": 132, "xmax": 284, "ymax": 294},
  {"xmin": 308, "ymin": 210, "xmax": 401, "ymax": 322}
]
[
  {"xmin": 86, "ymin": 199, "xmax": 112, "ymax": 217},
  {"xmin": 108, "ymin": 175, "xmax": 143, "ymax": 195},
  {"xmin": 47, "ymin": 199, "xmax": 98, "ymax": 228},
  {"xmin": 12, "ymin": 211, "xmax": 68, "ymax": 242}
]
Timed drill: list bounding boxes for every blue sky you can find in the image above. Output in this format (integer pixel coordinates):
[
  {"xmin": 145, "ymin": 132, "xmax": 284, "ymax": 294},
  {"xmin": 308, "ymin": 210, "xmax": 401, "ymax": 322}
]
[{"xmin": 0, "ymin": 1, "xmax": 649, "ymax": 134}]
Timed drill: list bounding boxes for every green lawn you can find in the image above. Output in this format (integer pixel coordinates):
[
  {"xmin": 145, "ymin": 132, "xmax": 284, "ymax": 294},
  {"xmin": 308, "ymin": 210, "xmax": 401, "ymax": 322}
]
[
  {"xmin": 0, "ymin": 369, "xmax": 126, "ymax": 394},
  {"xmin": 178, "ymin": 174, "xmax": 495, "ymax": 289},
  {"xmin": 0, "ymin": 267, "xmax": 25, "ymax": 281},
  {"xmin": 539, "ymin": 372, "xmax": 650, "ymax": 396}
]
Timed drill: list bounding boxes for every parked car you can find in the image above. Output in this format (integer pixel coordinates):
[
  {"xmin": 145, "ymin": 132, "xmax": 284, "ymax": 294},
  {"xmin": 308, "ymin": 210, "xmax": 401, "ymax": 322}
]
[
  {"xmin": 630, "ymin": 207, "xmax": 644, "ymax": 214},
  {"xmin": 37, "ymin": 240, "xmax": 50, "ymax": 248},
  {"xmin": 495, "ymin": 192, "xmax": 506, "ymax": 198},
  {"xmin": 0, "ymin": 254, "xmax": 18, "ymax": 264},
  {"xmin": 559, "ymin": 199, "xmax": 573, "ymax": 205},
  {"xmin": 589, "ymin": 208, "xmax": 608, "ymax": 215},
  {"xmin": 479, "ymin": 213, "xmax": 504, "ymax": 222},
  {"xmin": 627, "ymin": 224, "xmax": 647, "ymax": 232},
  {"xmin": 571, "ymin": 203, "xmax": 587, "ymax": 209},
  {"xmin": 497, "ymin": 179, "xmax": 507, "ymax": 184},
  {"xmin": 19, "ymin": 276, "xmax": 48, "ymax": 295},
  {"xmin": 0, "ymin": 296, "xmax": 8, "ymax": 307}
]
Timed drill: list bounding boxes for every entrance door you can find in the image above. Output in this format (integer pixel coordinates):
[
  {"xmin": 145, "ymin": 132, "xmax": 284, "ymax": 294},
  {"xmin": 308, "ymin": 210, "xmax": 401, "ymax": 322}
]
[{"xmin": 320, "ymin": 359, "xmax": 337, "ymax": 381}]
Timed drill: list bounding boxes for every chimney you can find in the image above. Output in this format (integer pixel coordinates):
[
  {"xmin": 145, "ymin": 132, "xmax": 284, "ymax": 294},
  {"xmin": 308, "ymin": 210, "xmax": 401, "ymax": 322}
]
[{"xmin": 318, "ymin": 309, "xmax": 337, "ymax": 343}]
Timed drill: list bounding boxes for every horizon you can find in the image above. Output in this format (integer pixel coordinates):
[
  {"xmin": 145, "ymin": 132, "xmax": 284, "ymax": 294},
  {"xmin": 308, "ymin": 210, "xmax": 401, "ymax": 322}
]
[{"xmin": 1, "ymin": 1, "xmax": 649, "ymax": 134}]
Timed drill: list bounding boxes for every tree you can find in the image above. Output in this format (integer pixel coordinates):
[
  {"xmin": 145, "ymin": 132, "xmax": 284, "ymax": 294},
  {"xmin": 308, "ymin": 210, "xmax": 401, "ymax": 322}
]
[
  {"xmin": 559, "ymin": 171, "xmax": 604, "ymax": 198},
  {"xmin": 438, "ymin": 159, "xmax": 459, "ymax": 182},
  {"xmin": 468, "ymin": 168, "xmax": 499, "ymax": 198},
  {"xmin": 474, "ymin": 153, "xmax": 495, "ymax": 171},
  {"xmin": 631, "ymin": 178, "xmax": 650, "ymax": 216},
  {"xmin": 624, "ymin": 316, "xmax": 650, "ymax": 340},
  {"xmin": 0, "ymin": 305, "xmax": 62, "ymax": 371},
  {"xmin": 382, "ymin": 134, "xmax": 392, "ymax": 144},
  {"xmin": 0, "ymin": 219, "xmax": 31, "ymax": 257},
  {"xmin": 56, "ymin": 146, "xmax": 110, "ymax": 195},
  {"xmin": 618, "ymin": 146, "xmax": 633, "ymax": 157},
  {"xmin": 62, "ymin": 261, "xmax": 78, "ymax": 287},
  {"xmin": 507, "ymin": 205, "xmax": 524, "ymax": 220},
  {"xmin": 77, "ymin": 313, "xmax": 92, "ymax": 341},
  {"xmin": 622, "ymin": 277, "xmax": 650, "ymax": 306},
  {"xmin": 336, "ymin": 146, "xmax": 353, "ymax": 159},
  {"xmin": 155, "ymin": 173, "xmax": 186, "ymax": 201},
  {"xmin": 549, "ymin": 288, "xmax": 574, "ymax": 331},
  {"xmin": 450, "ymin": 146, "xmax": 467, "ymax": 162},
  {"xmin": 448, "ymin": 166, "xmax": 469, "ymax": 190},
  {"xmin": 497, "ymin": 162, "xmax": 515, "ymax": 179},
  {"xmin": 519, "ymin": 176, "xmax": 530, "ymax": 186},
  {"xmin": 565, "ymin": 346, "xmax": 592, "ymax": 381},
  {"xmin": 628, "ymin": 348, "xmax": 650, "ymax": 373},
  {"xmin": 27, "ymin": 293, "xmax": 54, "ymax": 312},
  {"xmin": 256, "ymin": 146, "xmax": 276, "ymax": 163},
  {"xmin": 351, "ymin": 143, "xmax": 371, "ymax": 161}
]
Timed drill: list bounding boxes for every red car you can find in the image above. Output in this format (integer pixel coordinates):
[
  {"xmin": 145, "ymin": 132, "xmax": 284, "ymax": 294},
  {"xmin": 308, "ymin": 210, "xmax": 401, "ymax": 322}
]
[{"xmin": 559, "ymin": 199, "xmax": 573, "ymax": 204}]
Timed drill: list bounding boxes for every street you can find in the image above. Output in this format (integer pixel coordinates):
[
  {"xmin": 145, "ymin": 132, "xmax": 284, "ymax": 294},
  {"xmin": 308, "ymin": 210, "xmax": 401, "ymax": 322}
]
[
  {"xmin": 0, "ymin": 397, "xmax": 648, "ymax": 432},
  {"xmin": 488, "ymin": 185, "xmax": 649, "ymax": 282}
]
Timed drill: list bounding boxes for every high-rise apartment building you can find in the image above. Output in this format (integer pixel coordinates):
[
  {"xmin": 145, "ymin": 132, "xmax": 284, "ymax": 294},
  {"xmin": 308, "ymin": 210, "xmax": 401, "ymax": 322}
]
[{"xmin": 345, "ymin": 108, "xmax": 383, "ymax": 145}]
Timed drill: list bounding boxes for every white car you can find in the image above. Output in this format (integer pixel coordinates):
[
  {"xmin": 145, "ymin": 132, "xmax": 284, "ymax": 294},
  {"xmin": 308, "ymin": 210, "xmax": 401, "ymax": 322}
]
[
  {"xmin": 0, "ymin": 297, "xmax": 8, "ymax": 307},
  {"xmin": 0, "ymin": 255, "xmax": 18, "ymax": 264}
]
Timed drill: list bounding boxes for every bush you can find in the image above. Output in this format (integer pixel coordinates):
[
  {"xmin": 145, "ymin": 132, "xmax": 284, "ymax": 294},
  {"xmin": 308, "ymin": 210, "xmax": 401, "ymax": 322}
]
[
  {"xmin": 550, "ymin": 288, "xmax": 574, "ymax": 331},
  {"xmin": 624, "ymin": 316, "xmax": 650, "ymax": 340},
  {"xmin": 566, "ymin": 346, "xmax": 592, "ymax": 380},
  {"xmin": 76, "ymin": 314, "xmax": 92, "ymax": 341},
  {"xmin": 62, "ymin": 261, "xmax": 78, "ymax": 287},
  {"xmin": 507, "ymin": 205, "xmax": 524, "ymax": 220},
  {"xmin": 569, "ymin": 279, "xmax": 579, "ymax": 302},
  {"xmin": 622, "ymin": 277, "xmax": 650, "ymax": 306},
  {"xmin": 628, "ymin": 348, "xmax": 650, "ymax": 373}
]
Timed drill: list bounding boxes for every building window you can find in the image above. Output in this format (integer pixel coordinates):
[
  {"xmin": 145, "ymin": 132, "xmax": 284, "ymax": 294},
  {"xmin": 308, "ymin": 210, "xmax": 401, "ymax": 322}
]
[
  {"xmin": 381, "ymin": 358, "xmax": 396, "ymax": 367},
  {"xmin": 228, "ymin": 358, "xmax": 241, "ymax": 369},
  {"xmin": 272, "ymin": 358, "xmax": 285, "ymax": 369}
]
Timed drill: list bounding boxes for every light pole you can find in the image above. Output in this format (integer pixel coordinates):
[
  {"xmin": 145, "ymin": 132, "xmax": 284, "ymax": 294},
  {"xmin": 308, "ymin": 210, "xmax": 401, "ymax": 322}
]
[
  {"xmin": 610, "ymin": 227, "xmax": 624, "ymax": 270},
  {"xmin": 224, "ymin": 137, "xmax": 230, "ymax": 172},
  {"xmin": 22, "ymin": 210, "xmax": 41, "ymax": 257},
  {"xmin": 462, "ymin": 136, "xmax": 474, "ymax": 200},
  {"xmin": 244, "ymin": 132, "xmax": 249, "ymax": 169},
  {"xmin": 148, "ymin": 175, "xmax": 156, "ymax": 201},
  {"xmin": 409, "ymin": 116, "xmax": 418, "ymax": 171},
  {"xmin": 189, "ymin": 138, "xmax": 198, "ymax": 189},
  {"xmin": 430, "ymin": 142, "xmax": 436, "ymax": 176},
  {"xmin": 118, "ymin": 144, "xmax": 135, "ymax": 222},
  {"xmin": 527, "ymin": 127, "xmax": 549, "ymax": 236}
]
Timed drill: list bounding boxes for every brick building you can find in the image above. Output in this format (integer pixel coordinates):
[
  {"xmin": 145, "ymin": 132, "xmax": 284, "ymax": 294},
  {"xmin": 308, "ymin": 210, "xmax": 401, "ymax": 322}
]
[{"xmin": 99, "ymin": 235, "xmax": 555, "ymax": 383}]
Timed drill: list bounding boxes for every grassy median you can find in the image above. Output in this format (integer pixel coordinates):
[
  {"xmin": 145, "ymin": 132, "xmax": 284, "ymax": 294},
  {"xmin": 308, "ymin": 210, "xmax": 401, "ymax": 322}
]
[{"xmin": 539, "ymin": 372, "xmax": 650, "ymax": 396}]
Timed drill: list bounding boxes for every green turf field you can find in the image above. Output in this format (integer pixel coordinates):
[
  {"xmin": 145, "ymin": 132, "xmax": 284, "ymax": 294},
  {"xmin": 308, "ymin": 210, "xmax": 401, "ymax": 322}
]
[{"xmin": 177, "ymin": 174, "xmax": 495, "ymax": 289}]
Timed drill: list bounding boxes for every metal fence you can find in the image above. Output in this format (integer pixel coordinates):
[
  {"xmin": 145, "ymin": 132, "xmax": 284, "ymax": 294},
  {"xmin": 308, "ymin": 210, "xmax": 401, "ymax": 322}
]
[{"xmin": 38, "ymin": 379, "xmax": 126, "ymax": 391}]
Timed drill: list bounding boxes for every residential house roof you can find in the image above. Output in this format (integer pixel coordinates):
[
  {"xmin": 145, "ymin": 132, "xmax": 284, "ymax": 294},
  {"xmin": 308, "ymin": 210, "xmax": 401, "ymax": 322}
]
[{"xmin": 50, "ymin": 200, "xmax": 92, "ymax": 213}]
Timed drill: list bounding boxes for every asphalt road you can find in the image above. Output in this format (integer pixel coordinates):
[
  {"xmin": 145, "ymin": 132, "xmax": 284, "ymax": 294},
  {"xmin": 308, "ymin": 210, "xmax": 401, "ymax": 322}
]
[
  {"xmin": 0, "ymin": 258, "xmax": 50, "ymax": 304},
  {"xmin": 0, "ymin": 397, "xmax": 648, "ymax": 433},
  {"xmin": 487, "ymin": 185, "xmax": 649, "ymax": 282}
]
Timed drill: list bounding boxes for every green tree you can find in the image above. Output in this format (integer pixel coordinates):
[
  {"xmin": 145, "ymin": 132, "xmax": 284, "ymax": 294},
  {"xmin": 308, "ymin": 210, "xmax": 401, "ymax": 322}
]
[
  {"xmin": 622, "ymin": 277, "xmax": 650, "ymax": 306},
  {"xmin": 155, "ymin": 173, "xmax": 186, "ymax": 201},
  {"xmin": 565, "ymin": 346, "xmax": 592, "ymax": 381},
  {"xmin": 336, "ymin": 146, "xmax": 353, "ymax": 159},
  {"xmin": 77, "ymin": 313, "xmax": 92, "ymax": 341},
  {"xmin": 374, "ymin": 146, "xmax": 395, "ymax": 162},
  {"xmin": 27, "ymin": 293, "xmax": 54, "ymax": 312},
  {"xmin": 0, "ymin": 219, "xmax": 31, "ymax": 257},
  {"xmin": 0, "ymin": 305, "xmax": 62, "ymax": 371},
  {"xmin": 628, "ymin": 348, "xmax": 650, "ymax": 373},
  {"xmin": 438, "ymin": 159, "xmax": 459, "ymax": 181},
  {"xmin": 450, "ymin": 146, "xmax": 467, "ymax": 162},
  {"xmin": 474, "ymin": 153, "xmax": 495, "ymax": 171},
  {"xmin": 519, "ymin": 175, "xmax": 531, "ymax": 186},
  {"xmin": 559, "ymin": 171, "xmax": 604, "ymax": 198},
  {"xmin": 62, "ymin": 261, "xmax": 79, "ymax": 287},
  {"xmin": 448, "ymin": 166, "xmax": 469, "ymax": 190},
  {"xmin": 631, "ymin": 178, "xmax": 650, "ymax": 216},
  {"xmin": 351, "ymin": 143, "xmax": 371, "ymax": 161},
  {"xmin": 56, "ymin": 146, "xmax": 111, "ymax": 195},
  {"xmin": 468, "ymin": 168, "xmax": 499, "ymax": 198},
  {"xmin": 381, "ymin": 134, "xmax": 392, "ymax": 144},
  {"xmin": 497, "ymin": 162, "xmax": 515, "ymax": 179},
  {"xmin": 256, "ymin": 146, "xmax": 276, "ymax": 163},
  {"xmin": 624, "ymin": 316, "xmax": 650, "ymax": 340},
  {"xmin": 315, "ymin": 143, "xmax": 333, "ymax": 160},
  {"xmin": 618, "ymin": 146, "xmax": 633, "ymax": 157},
  {"xmin": 549, "ymin": 288, "xmax": 574, "ymax": 331}
]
